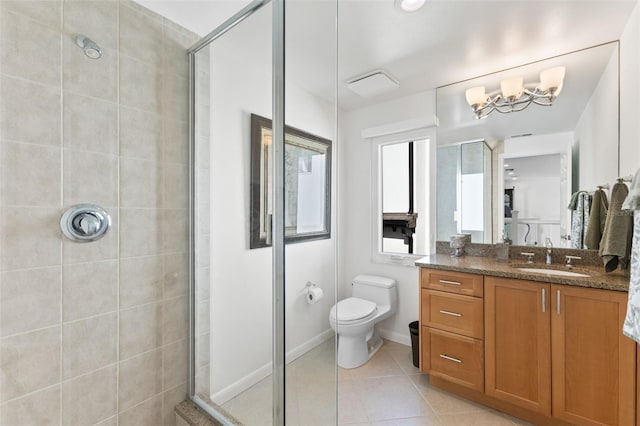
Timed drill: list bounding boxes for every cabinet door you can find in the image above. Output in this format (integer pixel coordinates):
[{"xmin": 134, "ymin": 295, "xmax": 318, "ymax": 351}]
[
  {"xmin": 485, "ymin": 277, "xmax": 551, "ymax": 415},
  {"xmin": 552, "ymin": 285, "xmax": 635, "ymax": 426}
]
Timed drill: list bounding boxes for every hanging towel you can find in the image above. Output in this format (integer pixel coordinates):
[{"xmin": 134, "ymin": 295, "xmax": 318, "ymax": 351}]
[
  {"xmin": 584, "ymin": 189, "xmax": 609, "ymax": 250},
  {"xmin": 623, "ymin": 171, "xmax": 640, "ymax": 342},
  {"xmin": 599, "ymin": 182, "xmax": 633, "ymax": 272},
  {"xmin": 569, "ymin": 191, "xmax": 591, "ymax": 249},
  {"xmin": 568, "ymin": 190, "xmax": 586, "ymax": 210},
  {"xmin": 622, "ymin": 168, "xmax": 640, "ymax": 211}
]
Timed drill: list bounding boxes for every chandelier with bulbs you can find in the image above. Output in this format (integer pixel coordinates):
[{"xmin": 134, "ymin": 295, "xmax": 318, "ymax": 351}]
[{"xmin": 465, "ymin": 66, "xmax": 566, "ymax": 120}]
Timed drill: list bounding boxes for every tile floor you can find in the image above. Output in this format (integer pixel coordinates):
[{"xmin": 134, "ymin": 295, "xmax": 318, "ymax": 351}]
[{"xmin": 216, "ymin": 339, "xmax": 533, "ymax": 426}]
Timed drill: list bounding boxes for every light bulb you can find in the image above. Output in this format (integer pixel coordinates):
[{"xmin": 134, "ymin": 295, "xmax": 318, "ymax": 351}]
[
  {"xmin": 501, "ymin": 77, "xmax": 524, "ymax": 100},
  {"xmin": 465, "ymin": 86, "xmax": 487, "ymax": 106}
]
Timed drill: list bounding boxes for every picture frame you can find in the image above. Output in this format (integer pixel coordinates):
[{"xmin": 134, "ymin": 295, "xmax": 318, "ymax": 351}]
[{"xmin": 249, "ymin": 114, "xmax": 332, "ymax": 249}]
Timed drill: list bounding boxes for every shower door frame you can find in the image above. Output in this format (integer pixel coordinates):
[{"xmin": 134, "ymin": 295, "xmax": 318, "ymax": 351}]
[{"xmin": 186, "ymin": 1, "xmax": 286, "ymax": 424}]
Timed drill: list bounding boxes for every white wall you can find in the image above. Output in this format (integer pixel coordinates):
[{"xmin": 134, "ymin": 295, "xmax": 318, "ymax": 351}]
[
  {"xmin": 208, "ymin": 12, "xmax": 336, "ymax": 400},
  {"xmin": 340, "ymin": 90, "xmax": 436, "ymax": 345},
  {"xmin": 574, "ymin": 48, "xmax": 619, "ymax": 189},
  {"xmin": 620, "ymin": 1, "xmax": 640, "ymax": 176}
]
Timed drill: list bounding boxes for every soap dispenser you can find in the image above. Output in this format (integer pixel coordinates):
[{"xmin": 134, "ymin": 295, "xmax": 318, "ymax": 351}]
[{"xmin": 545, "ymin": 238, "xmax": 553, "ymax": 264}]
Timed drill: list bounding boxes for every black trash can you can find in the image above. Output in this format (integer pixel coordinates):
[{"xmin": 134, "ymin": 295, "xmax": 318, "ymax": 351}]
[{"xmin": 409, "ymin": 321, "xmax": 419, "ymax": 368}]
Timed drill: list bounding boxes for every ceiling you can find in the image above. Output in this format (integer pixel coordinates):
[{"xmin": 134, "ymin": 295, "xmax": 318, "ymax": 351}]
[{"xmin": 138, "ymin": 0, "xmax": 637, "ymax": 111}]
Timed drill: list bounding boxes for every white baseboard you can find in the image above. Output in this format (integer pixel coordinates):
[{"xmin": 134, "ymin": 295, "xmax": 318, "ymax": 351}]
[
  {"xmin": 285, "ymin": 329, "xmax": 334, "ymax": 364},
  {"xmin": 378, "ymin": 328, "xmax": 411, "ymax": 347},
  {"xmin": 211, "ymin": 363, "xmax": 272, "ymax": 405},
  {"xmin": 211, "ymin": 329, "xmax": 335, "ymax": 405}
]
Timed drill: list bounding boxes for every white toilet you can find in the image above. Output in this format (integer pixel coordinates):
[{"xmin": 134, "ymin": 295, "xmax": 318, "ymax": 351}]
[{"xmin": 329, "ymin": 275, "xmax": 397, "ymax": 368}]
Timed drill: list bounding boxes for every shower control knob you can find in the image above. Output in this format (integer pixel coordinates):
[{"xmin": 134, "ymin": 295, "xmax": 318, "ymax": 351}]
[
  {"xmin": 60, "ymin": 204, "xmax": 111, "ymax": 242},
  {"xmin": 74, "ymin": 213, "xmax": 100, "ymax": 235}
]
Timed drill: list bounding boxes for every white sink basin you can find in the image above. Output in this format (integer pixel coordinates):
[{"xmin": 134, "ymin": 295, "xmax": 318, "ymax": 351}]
[{"xmin": 517, "ymin": 267, "xmax": 591, "ymax": 278}]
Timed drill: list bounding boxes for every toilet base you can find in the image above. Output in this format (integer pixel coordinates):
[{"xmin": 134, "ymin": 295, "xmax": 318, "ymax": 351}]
[{"xmin": 337, "ymin": 329, "xmax": 384, "ymax": 369}]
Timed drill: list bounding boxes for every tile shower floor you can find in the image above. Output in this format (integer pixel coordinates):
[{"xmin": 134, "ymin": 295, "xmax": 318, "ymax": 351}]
[{"xmin": 219, "ymin": 339, "xmax": 533, "ymax": 426}]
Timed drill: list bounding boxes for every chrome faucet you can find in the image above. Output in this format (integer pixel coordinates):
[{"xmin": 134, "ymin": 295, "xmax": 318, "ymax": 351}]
[
  {"xmin": 565, "ymin": 255, "xmax": 582, "ymax": 269},
  {"xmin": 545, "ymin": 238, "xmax": 553, "ymax": 265},
  {"xmin": 520, "ymin": 252, "xmax": 535, "ymax": 264}
]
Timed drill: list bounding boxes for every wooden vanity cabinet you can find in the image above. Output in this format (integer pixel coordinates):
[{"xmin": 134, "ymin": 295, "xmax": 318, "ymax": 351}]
[
  {"xmin": 484, "ymin": 277, "xmax": 551, "ymax": 416},
  {"xmin": 421, "ymin": 267, "xmax": 636, "ymax": 426}
]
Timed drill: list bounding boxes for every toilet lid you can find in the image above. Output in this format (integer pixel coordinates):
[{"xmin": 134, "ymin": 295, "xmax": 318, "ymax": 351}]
[{"xmin": 334, "ymin": 297, "xmax": 377, "ymax": 322}]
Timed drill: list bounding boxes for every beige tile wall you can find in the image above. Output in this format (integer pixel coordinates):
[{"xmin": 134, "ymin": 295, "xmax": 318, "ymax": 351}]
[{"xmin": 0, "ymin": 1, "xmax": 197, "ymax": 425}]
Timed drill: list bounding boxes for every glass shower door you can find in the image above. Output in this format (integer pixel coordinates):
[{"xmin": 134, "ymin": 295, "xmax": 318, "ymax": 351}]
[
  {"xmin": 190, "ymin": 2, "xmax": 275, "ymax": 424},
  {"xmin": 283, "ymin": 1, "xmax": 338, "ymax": 425},
  {"xmin": 189, "ymin": 1, "xmax": 337, "ymax": 424}
]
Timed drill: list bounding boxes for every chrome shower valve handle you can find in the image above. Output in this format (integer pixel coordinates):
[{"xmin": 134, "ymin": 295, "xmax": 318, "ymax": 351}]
[{"xmin": 60, "ymin": 204, "xmax": 111, "ymax": 242}]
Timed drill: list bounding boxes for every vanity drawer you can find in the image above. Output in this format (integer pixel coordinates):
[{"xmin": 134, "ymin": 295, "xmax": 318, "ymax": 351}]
[
  {"xmin": 422, "ymin": 290, "xmax": 483, "ymax": 339},
  {"xmin": 423, "ymin": 327, "xmax": 484, "ymax": 392},
  {"xmin": 421, "ymin": 269, "xmax": 483, "ymax": 297}
]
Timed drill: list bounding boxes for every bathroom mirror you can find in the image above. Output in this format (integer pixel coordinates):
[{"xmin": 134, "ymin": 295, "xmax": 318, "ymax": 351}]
[
  {"xmin": 436, "ymin": 41, "xmax": 620, "ymax": 248},
  {"xmin": 250, "ymin": 113, "xmax": 332, "ymax": 249}
]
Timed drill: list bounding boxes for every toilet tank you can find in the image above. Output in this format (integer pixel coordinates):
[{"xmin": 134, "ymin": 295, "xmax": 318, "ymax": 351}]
[{"xmin": 352, "ymin": 275, "xmax": 397, "ymax": 308}]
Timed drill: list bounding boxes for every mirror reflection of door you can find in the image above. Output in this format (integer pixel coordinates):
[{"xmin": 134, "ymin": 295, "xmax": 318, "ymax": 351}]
[
  {"xmin": 381, "ymin": 140, "xmax": 429, "ymax": 254},
  {"xmin": 502, "ymin": 152, "xmax": 570, "ymax": 247}
]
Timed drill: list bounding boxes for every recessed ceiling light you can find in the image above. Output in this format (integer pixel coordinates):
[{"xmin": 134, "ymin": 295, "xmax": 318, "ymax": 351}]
[
  {"xmin": 503, "ymin": 164, "xmax": 510, "ymax": 168},
  {"xmin": 395, "ymin": 0, "xmax": 426, "ymax": 12}
]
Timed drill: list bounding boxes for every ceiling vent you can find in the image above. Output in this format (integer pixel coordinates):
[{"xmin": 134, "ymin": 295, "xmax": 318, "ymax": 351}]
[{"xmin": 346, "ymin": 71, "xmax": 399, "ymax": 97}]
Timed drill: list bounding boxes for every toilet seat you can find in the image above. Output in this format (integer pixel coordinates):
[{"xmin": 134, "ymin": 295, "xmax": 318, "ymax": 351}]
[{"xmin": 331, "ymin": 297, "xmax": 377, "ymax": 323}]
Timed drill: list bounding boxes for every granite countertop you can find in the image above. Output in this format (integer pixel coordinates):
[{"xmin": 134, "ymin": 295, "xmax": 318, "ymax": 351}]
[{"xmin": 415, "ymin": 254, "xmax": 631, "ymax": 292}]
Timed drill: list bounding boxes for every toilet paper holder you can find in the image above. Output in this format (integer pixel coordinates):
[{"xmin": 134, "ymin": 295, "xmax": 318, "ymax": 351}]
[{"xmin": 305, "ymin": 281, "xmax": 323, "ymax": 305}]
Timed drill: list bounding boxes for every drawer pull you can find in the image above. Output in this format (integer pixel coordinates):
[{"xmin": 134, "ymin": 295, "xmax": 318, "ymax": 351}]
[
  {"xmin": 439, "ymin": 279, "xmax": 461, "ymax": 286},
  {"xmin": 439, "ymin": 354, "xmax": 462, "ymax": 363},
  {"xmin": 438, "ymin": 310, "xmax": 462, "ymax": 317}
]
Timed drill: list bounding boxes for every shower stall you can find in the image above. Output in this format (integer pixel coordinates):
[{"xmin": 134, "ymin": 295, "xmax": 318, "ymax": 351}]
[
  {"xmin": 0, "ymin": 0, "xmax": 337, "ymax": 424},
  {"xmin": 188, "ymin": 1, "xmax": 338, "ymax": 424}
]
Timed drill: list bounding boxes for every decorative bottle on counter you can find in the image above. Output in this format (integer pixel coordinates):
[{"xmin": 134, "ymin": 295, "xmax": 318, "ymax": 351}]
[{"xmin": 495, "ymin": 232, "xmax": 510, "ymax": 263}]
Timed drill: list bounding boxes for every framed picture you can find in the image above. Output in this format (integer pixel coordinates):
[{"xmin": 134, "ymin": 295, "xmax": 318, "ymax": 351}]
[{"xmin": 250, "ymin": 114, "xmax": 332, "ymax": 249}]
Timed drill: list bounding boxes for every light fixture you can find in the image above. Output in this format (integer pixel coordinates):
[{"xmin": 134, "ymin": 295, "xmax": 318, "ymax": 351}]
[
  {"xmin": 465, "ymin": 66, "xmax": 566, "ymax": 119},
  {"xmin": 395, "ymin": 0, "xmax": 426, "ymax": 12}
]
